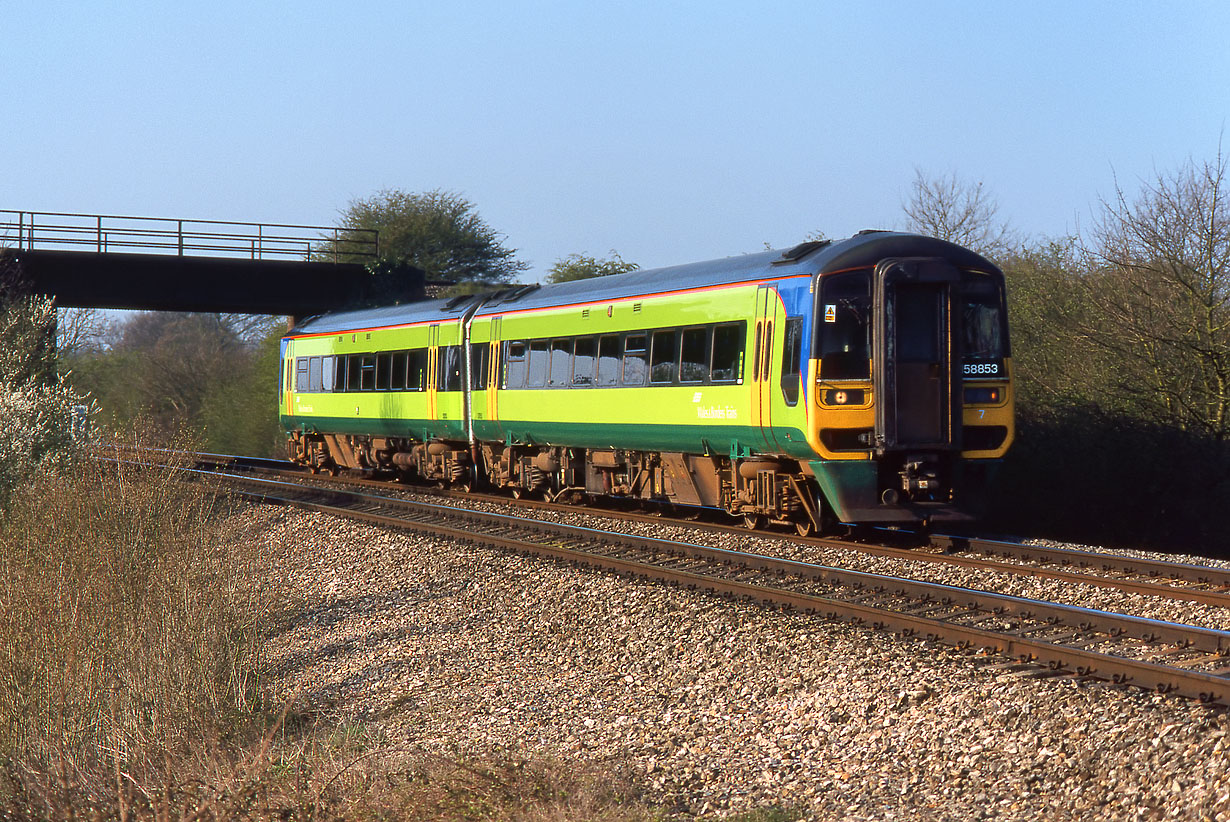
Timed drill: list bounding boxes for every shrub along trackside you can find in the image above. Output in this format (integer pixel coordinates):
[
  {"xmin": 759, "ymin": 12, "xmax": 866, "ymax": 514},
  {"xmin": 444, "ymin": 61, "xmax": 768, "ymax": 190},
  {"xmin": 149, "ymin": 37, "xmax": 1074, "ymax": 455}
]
[
  {"xmin": 0, "ymin": 448, "xmax": 663, "ymax": 820},
  {"xmin": 0, "ymin": 295, "xmax": 84, "ymax": 510},
  {"xmin": 0, "ymin": 447, "xmax": 268, "ymax": 811},
  {"xmin": 0, "ymin": 293, "xmax": 663, "ymax": 819}
]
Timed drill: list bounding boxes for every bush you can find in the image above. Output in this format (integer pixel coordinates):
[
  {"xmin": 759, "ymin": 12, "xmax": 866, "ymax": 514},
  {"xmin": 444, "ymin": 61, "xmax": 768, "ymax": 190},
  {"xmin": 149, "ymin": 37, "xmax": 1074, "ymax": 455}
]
[
  {"xmin": 0, "ymin": 296, "xmax": 88, "ymax": 507},
  {"xmin": 0, "ymin": 447, "xmax": 267, "ymax": 778},
  {"xmin": 0, "ymin": 445, "xmax": 658, "ymax": 819},
  {"xmin": 986, "ymin": 403, "xmax": 1230, "ymax": 554}
]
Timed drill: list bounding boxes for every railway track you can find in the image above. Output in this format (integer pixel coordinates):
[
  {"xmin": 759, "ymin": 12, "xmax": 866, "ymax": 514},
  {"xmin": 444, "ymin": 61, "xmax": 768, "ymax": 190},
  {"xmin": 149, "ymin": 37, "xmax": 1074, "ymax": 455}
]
[
  {"xmin": 152, "ymin": 453, "xmax": 1230, "ymax": 707},
  {"xmin": 174, "ymin": 451, "xmax": 1230, "ymax": 611}
]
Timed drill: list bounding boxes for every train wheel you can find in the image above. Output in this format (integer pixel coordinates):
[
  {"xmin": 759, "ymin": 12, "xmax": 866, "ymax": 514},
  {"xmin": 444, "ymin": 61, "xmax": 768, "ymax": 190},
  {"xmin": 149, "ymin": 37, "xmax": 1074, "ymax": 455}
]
[
  {"xmin": 742, "ymin": 513, "xmax": 765, "ymax": 530},
  {"xmin": 794, "ymin": 519, "xmax": 815, "ymax": 537}
]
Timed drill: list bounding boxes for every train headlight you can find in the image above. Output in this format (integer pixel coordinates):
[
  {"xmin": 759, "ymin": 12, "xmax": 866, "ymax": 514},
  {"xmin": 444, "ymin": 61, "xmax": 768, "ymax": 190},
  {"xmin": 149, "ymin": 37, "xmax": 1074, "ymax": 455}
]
[
  {"xmin": 963, "ymin": 387, "xmax": 1000, "ymax": 404},
  {"xmin": 824, "ymin": 388, "xmax": 865, "ymax": 405}
]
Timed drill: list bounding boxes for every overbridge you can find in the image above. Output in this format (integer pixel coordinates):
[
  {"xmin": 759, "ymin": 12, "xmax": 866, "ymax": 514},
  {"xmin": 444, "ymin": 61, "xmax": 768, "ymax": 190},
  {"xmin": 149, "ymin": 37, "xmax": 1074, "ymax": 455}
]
[{"xmin": 0, "ymin": 209, "xmax": 424, "ymax": 317}]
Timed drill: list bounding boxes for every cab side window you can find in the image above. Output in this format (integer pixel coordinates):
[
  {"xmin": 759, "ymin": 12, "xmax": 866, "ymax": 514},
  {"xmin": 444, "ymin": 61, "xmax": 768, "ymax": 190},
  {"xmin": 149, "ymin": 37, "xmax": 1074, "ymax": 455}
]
[{"xmin": 780, "ymin": 317, "xmax": 803, "ymax": 405}]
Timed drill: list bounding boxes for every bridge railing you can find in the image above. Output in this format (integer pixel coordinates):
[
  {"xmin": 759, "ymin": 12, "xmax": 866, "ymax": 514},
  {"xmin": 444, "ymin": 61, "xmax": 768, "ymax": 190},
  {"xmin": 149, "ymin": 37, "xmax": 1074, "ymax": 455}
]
[{"xmin": 0, "ymin": 209, "xmax": 378, "ymax": 263}]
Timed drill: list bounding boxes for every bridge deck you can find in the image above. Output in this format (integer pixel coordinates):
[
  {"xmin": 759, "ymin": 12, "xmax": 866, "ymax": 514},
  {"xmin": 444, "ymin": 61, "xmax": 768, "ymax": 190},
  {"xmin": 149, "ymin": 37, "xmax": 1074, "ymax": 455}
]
[{"xmin": 1, "ymin": 209, "xmax": 421, "ymax": 316}]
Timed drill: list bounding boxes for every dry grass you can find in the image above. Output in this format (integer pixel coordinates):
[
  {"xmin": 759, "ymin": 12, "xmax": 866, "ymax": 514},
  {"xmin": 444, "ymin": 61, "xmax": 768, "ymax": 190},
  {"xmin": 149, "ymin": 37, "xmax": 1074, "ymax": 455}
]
[{"xmin": 0, "ymin": 443, "xmax": 662, "ymax": 820}]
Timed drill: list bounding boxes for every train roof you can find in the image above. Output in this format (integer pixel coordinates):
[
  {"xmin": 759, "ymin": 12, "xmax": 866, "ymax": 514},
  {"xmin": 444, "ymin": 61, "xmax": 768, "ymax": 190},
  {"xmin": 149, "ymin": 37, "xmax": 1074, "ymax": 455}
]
[{"xmin": 286, "ymin": 231, "xmax": 999, "ymax": 337}]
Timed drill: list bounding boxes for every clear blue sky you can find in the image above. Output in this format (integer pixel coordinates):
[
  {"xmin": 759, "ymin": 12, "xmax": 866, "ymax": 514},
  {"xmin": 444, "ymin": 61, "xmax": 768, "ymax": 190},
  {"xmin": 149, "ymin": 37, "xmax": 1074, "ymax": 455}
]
[{"xmin": 4, "ymin": 0, "xmax": 1228, "ymax": 280}]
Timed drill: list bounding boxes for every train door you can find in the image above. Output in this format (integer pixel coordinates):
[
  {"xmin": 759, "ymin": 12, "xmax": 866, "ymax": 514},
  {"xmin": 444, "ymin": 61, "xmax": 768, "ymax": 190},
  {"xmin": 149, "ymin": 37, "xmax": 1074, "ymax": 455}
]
[
  {"xmin": 751, "ymin": 285, "xmax": 783, "ymax": 452},
  {"xmin": 872, "ymin": 259, "xmax": 961, "ymax": 450},
  {"xmin": 486, "ymin": 317, "xmax": 502, "ymax": 437},
  {"xmin": 282, "ymin": 340, "xmax": 293, "ymax": 418},
  {"xmin": 427, "ymin": 324, "xmax": 440, "ymax": 421}
]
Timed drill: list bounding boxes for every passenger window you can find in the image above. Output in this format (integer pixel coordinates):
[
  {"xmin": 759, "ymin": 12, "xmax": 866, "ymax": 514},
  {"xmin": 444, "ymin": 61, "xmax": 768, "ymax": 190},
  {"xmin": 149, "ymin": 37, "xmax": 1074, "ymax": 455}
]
[
  {"xmin": 322, "ymin": 356, "xmax": 335, "ymax": 392},
  {"xmin": 334, "ymin": 356, "xmax": 347, "ymax": 391},
  {"xmin": 437, "ymin": 346, "xmax": 462, "ymax": 391},
  {"xmin": 622, "ymin": 334, "xmax": 647, "ymax": 385},
  {"xmin": 679, "ymin": 327, "xmax": 708, "ymax": 383},
  {"xmin": 390, "ymin": 352, "xmax": 408, "ymax": 391},
  {"xmin": 573, "ymin": 336, "xmax": 596, "ymax": 386},
  {"xmin": 780, "ymin": 317, "xmax": 803, "ymax": 405},
  {"xmin": 819, "ymin": 271, "xmax": 871, "ymax": 379},
  {"xmin": 711, "ymin": 323, "xmax": 744, "ymax": 383},
  {"xmin": 376, "ymin": 353, "xmax": 392, "ymax": 391},
  {"xmin": 360, "ymin": 354, "xmax": 376, "ymax": 391},
  {"xmin": 650, "ymin": 329, "xmax": 679, "ymax": 384},
  {"xmin": 308, "ymin": 356, "xmax": 322, "ymax": 393},
  {"xmin": 470, "ymin": 343, "xmax": 489, "ymax": 390},
  {"xmin": 549, "ymin": 338, "xmax": 572, "ymax": 387},
  {"xmin": 408, "ymin": 349, "xmax": 428, "ymax": 391},
  {"xmin": 295, "ymin": 357, "xmax": 310, "ymax": 392},
  {"xmin": 596, "ymin": 335, "xmax": 620, "ymax": 386},
  {"xmin": 505, "ymin": 341, "xmax": 527, "ymax": 389},
  {"xmin": 527, "ymin": 340, "xmax": 549, "ymax": 387}
]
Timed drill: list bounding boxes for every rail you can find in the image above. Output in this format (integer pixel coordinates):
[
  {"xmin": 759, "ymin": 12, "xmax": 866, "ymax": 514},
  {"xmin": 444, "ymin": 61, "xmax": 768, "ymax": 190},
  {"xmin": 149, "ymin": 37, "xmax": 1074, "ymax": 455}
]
[
  {"xmin": 0, "ymin": 209, "xmax": 378, "ymax": 263},
  {"xmin": 211, "ymin": 469, "xmax": 1230, "ymax": 706},
  {"xmin": 101, "ymin": 450, "xmax": 1230, "ymax": 706}
]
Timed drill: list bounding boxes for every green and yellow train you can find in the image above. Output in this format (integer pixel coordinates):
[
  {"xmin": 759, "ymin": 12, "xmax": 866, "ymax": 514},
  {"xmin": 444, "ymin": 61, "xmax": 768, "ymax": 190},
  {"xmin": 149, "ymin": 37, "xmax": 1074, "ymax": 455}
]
[{"xmin": 280, "ymin": 231, "xmax": 1013, "ymax": 534}]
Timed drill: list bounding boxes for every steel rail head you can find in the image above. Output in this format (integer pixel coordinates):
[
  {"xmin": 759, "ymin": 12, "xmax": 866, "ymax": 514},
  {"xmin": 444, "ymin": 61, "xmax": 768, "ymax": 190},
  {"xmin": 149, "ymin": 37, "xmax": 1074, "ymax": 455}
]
[
  {"xmin": 112, "ymin": 454, "xmax": 1230, "ymax": 709},
  {"xmin": 213, "ymin": 478, "xmax": 1230, "ymax": 708},
  {"xmin": 201, "ymin": 467, "xmax": 1230, "ymax": 657}
]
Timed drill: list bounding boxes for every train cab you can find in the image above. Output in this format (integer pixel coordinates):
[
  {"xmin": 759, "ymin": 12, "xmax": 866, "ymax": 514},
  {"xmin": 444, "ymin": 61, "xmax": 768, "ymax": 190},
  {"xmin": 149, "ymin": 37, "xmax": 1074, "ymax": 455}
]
[{"xmin": 805, "ymin": 248, "xmax": 1013, "ymax": 526}]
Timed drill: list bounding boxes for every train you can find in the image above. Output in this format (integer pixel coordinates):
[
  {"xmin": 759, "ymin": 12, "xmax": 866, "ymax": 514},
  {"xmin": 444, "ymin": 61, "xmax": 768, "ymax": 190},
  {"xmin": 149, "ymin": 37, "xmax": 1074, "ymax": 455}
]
[{"xmin": 279, "ymin": 231, "xmax": 1013, "ymax": 534}]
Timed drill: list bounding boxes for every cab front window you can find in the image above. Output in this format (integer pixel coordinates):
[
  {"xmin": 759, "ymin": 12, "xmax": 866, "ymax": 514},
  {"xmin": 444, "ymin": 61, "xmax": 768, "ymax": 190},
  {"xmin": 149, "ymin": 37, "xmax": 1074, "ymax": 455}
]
[
  {"xmin": 961, "ymin": 275, "xmax": 1009, "ymax": 377},
  {"xmin": 817, "ymin": 271, "xmax": 871, "ymax": 380}
]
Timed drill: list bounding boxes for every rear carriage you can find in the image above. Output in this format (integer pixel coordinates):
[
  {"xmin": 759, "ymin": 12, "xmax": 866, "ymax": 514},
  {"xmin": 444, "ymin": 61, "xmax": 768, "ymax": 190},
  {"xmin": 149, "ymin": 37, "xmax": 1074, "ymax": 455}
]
[{"xmin": 281, "ymin": 231, "xmax": 1013, "ymax": 533}]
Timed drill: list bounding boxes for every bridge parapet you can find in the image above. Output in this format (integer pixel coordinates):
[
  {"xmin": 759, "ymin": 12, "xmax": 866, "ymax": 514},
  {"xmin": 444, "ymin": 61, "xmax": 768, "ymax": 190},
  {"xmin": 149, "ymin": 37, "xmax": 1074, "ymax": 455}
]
[{"xmin": 0, "ymin": 209, "xmax": 377, "ymax": 263}]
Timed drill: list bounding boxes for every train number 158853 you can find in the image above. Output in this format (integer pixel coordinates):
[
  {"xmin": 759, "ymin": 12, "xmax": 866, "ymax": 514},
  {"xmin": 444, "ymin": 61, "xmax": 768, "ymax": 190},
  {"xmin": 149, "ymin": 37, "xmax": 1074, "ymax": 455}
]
[{"xmin": 963, "ymin": 362, "xmax": 1000, "ymax": 377}]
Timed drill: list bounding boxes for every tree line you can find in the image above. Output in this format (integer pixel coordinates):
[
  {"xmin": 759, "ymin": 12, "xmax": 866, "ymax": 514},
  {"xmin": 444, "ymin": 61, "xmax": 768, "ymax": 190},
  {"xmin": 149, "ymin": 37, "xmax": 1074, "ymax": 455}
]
[
  {"xmin": 904, "ymin": 156, "xmax": 1229, "ymax": 551},
  {"xmin": 51, "ymin": 157, "xmax": 1230, "ymax": 552}
]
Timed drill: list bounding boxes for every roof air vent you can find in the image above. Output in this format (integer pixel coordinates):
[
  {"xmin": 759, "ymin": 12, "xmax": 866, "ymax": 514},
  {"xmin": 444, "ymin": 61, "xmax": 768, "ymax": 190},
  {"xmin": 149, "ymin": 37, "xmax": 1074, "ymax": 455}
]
[
  {"xmin": 772, "ymin": 239, "xmax": 832, "ymax": 265},
  {"xmin": 445, "ymin": 293, "xmax": 477, "ymax": 310},
  {"xmin": 496, "ymin": 284, "xmax": 542, "ymax": 304}
]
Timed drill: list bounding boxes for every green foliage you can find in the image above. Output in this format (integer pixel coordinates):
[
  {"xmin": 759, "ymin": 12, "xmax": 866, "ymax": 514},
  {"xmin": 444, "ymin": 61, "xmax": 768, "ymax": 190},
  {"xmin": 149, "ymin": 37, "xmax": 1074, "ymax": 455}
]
[
  {"xmin": 337, "ymin": 188, "xmax": 529, "ymax": 286},
  {"xmin": 998, "ymin": 240, "xmax": 1104, "ymax": 408},
  {"xmin": 545, "ymin": 251, "xmax": 639, "ymax": 283},
  {"xmin": 199, "ymin": 328, "xmax": 286, "ymax": 457},
  {"xmin": 63, "ymin": 312, "xmax": 284, "ymax": 457},
  {"xmin": 909, "ymin": 163, "xmax": 1230, "ymax": 551},
  {"xmin": 989, "ymin": 403, "xmax": 1229, "ymax": 550}
]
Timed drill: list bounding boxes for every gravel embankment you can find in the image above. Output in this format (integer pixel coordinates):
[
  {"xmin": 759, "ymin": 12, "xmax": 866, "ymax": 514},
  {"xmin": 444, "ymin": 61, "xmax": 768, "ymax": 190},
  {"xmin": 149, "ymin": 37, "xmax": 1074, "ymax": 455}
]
[
  {"xmin": 328, "ymin": 486, "xmax": 1230, "ymax": 631},
  {"xmin": 239, "ymin": 503, "xmax": 1230, "ymax": 820}
]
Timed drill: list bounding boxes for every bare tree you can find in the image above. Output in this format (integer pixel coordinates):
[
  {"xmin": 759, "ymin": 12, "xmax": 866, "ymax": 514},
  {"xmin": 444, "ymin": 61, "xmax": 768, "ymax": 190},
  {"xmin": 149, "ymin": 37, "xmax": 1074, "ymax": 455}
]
[
  {"xmin": 903, "ymin": 170, "xmax": 1014, "ymax": 257},
  {"xmin": 218, "ymin": 313, "xmax": 286, "ymax": 346},
  {"xmin": 56, "ymin": 307, "xmax": 108, "ymax": 356},
  {"xmin": 1084, "ymin": 151, "xmax": 1230, "ymax": 441}
]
